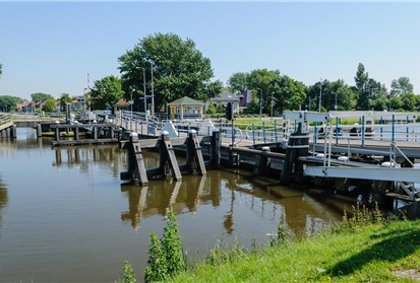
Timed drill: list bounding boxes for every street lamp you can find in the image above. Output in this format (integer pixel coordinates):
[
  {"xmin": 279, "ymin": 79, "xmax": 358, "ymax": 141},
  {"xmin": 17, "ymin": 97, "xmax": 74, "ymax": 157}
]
[
  {"xmin": 318, "ymin": 79, "xmax": 323, "ymax": 112},
  {"xmin": 144, "ymin": 59, "xmax": 155, "ymax": 117},
  {"xmin": 334, "ymin": 91, "xmax": 338, "ymax": 110},
  {"xmin": 137, "ymin": 66, "xmax": 148, "ymax": 121}
]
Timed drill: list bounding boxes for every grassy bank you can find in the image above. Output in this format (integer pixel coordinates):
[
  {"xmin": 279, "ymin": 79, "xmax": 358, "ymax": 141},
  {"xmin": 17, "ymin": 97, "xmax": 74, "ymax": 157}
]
[{"xmin": 171, "ymin": 219, "xmax": 419, "ymax": 282}]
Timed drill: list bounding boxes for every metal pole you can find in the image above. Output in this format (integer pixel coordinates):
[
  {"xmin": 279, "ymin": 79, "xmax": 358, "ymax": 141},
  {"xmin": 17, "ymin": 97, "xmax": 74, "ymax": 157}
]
[
  {"xmin": 259, "ymin": 89, "xmax": 262, "ymax": 116},
  {"xmin": 335, "ymin": 117, "xmax": 339, "ymax": 145},
  {"xmin": 361, "ymin": 115, "xmax": 365, "ymax": 146},
  {"xmin": 334, "ymin": 92, "xmax": 338, "ymax": 110},
  {"xmin": 140, "ymin": 67, "xmax": 148, "ymax": 122},
  {"xmin": 392, "ymin": 114, "xmax": 395, "ymax": 142},
  {"xmin": 130, "ymin": 90, "xmax": 133, "ymax": 130},
  {"xmin": 263, "ymin": 122, "xmax": 266, "ymax": 144},
  {"xmin": 270, "ymin": 93, "xmax": 274, "ymax": 118},
  {"xmin": 318, "ymin": 79, "xmax": 323, "ymax": 112},
  {"xmin": 252, "ymin": 124, "xmax": 255, "ymax": 145},
  {"xmin": 150, "ymin": 62, "xmax": 155, "ymax": 117}
]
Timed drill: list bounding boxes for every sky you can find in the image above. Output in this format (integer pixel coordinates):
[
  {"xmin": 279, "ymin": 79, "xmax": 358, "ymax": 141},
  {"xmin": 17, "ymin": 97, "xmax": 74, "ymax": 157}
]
[{"xmin": 0, "ymin": 2, "xmax": 420, "ymax": 100}]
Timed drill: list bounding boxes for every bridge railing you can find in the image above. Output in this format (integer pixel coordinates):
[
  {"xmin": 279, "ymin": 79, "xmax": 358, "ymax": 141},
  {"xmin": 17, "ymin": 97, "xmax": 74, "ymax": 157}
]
[{"xmin": 0, "ymin": 113, "xmax": 12, "ymax": 126}]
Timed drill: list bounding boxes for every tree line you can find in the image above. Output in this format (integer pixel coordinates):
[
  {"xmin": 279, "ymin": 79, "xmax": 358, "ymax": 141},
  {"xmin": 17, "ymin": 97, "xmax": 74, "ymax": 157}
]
[{"xmin": 1, "ymin": 33, "xmax": 419, "ymax": 114}]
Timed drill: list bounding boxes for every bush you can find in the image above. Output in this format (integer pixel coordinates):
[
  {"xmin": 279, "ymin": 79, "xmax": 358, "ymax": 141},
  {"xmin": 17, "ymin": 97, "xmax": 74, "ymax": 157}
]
[
  {"xmin": 118, "ymin": 260, "xmax": 136, "ymax": 283},
  {"xmin": 144, "ymin": 211, "xmax": 185, "ymax": 282}
]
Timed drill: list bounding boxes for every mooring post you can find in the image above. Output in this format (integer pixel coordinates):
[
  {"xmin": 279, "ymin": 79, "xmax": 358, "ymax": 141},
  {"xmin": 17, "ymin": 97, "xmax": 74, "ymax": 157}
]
[
  {"xmin": 37, "ymin": 124, "xmax": 42, "ymax": 138},
  {"xmin": 186, "ymin": 130, "xmax": 206, "ymax": 175},
  {"xmin": 255, "ymin": 146, "xmax": 270, "ymax": 176},
  {"xmin": 11, "ymin": 125, "xmax": 16, "ymax": 139},
  {"xmin": 93, "ymin": 126, "xmax": 98, "ymax": 140},
  {"xmin": 159, "ymin": 131, "xmax": 182, "ymax": 180},
  {"xmin": 74, "ymin": 126, "xmax": 80, "ymax": 141},
  {"xmin": 55, "ymin": 127, "xmax": 60, "ymax": 143},
  {"xmin": 109, "ymin": 126, "xmax": 114, "ymax": 140},
  {"xmin": 211, "ymin": 130, "xmax": 221, "ymax": 168}
]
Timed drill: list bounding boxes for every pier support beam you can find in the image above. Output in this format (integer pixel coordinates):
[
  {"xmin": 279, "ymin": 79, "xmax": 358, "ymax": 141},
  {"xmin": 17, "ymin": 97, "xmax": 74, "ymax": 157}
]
[
  {"xmin": 211, "ymin": 130, "xmax": 221, "ymax": 168},
  {"xmin": 254, "ymin": 146, "xmax": 271, "ymax": 176},
  {"xmin": 120, "ymin": 133, "xmax": 148, "ymax": 185},
  {"xmin": 186, "ymin": 130, "xmax": 206, "ymax": 175},
  {"xmin": 159, "ymin": 132, "xmax": 182, "ymax": 180}
]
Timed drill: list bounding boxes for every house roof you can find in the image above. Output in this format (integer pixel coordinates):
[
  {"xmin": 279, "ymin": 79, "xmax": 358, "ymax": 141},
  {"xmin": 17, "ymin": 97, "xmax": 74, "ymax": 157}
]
[
  {"xmin": 214, "ymin": 92, "xmax": 240, "ymax": 102},
  {"xmin": 168, "ymin": 96, "xmax": 204, "ymax": 106}
]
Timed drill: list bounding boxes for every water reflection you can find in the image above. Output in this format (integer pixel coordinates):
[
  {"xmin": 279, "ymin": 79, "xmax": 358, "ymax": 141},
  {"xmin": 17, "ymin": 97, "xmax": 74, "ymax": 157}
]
[
  {"xmin": 0, "ymin": 177, "xmax": 8, "ymax": 234},
  {"xmin": 120, "ymin": 169, "xmax": 340, "ymax": 236},
  {"xmin": 121, "ymin": 175, "xmax": 216, "ymax": 229}
]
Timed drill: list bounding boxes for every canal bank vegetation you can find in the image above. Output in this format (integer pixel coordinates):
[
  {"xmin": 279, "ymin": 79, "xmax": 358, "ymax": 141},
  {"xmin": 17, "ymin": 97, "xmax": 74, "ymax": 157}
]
[
  {"xmin": 170, "ymin": 208, "xmax": 420, "ymax": 283},
  {"xmin": 119, "ymin": 206, "xmax": 419, "ymax": 282}
]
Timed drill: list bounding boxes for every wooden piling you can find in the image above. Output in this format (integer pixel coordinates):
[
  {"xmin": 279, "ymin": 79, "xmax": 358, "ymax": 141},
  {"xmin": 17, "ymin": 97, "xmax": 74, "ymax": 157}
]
[
  {"xmin": 120, "ymin": 133, "xmax": 149, "ymax": 185},
  {"xmin": 254, "ymin": 146, "xmax": 270, "ymax": 176},
  {"xmin": 186, "ymin": 130, "xmax": 206, "ymax": 175},
  {"xmin": 159, "ymin": 132, "xmax": 182, "ymax": 180},
  {"xmin": 211, "ymin": 130, "xmax": 221, "ymax": 168}
]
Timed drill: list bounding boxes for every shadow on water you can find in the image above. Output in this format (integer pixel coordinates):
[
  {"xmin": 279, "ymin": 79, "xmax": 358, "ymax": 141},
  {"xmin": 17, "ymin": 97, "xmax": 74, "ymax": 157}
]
[{"xmin": 327, "ymin": 227, "xmax": 420, "ymax": 278}]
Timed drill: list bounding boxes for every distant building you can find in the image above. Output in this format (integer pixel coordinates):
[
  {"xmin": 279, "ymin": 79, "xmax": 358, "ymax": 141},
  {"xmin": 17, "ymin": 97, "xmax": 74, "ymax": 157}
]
[
  {"xmin": 238, "ymin": 90, "xmax": 252, "ymax": 111},
  {"xmin": 167, "ymin": 96, "xmax": 204, "ymax": 120},
  {"xmin": 212, "ymin": 92, "xmax": 240, "ymax": 114}
]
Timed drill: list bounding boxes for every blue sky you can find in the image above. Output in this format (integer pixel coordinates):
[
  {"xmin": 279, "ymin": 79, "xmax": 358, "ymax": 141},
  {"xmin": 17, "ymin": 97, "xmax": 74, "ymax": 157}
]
[{"xmin": 1, "ymin": 2, "xmax": 419, "ymax": 99}]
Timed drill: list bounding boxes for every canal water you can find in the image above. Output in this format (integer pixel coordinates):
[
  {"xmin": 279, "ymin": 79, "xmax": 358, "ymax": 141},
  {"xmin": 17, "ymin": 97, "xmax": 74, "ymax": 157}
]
[{"xmin": 0, "ymin": 128, "xmax": 342, "ymax": 282}]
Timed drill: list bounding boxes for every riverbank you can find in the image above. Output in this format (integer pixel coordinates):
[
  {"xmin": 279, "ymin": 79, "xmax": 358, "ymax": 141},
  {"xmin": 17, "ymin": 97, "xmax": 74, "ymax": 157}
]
[{"xmin": 170, "ymin": 219, "xmax": 420, "ymax": 282}]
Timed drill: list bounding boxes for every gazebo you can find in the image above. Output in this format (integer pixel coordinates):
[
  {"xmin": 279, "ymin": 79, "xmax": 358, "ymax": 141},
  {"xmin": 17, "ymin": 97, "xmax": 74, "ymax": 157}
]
[{"xmin": 167, "ymin": 96, "xmax": 204, "ymax": 120}]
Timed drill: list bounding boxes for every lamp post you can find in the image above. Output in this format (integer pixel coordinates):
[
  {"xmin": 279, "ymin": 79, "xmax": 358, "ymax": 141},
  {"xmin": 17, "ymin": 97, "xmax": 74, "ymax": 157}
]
[
  {"xmin": 318, "ymin": 79, "xmax": 323, "ymax": 112},
  {"xmin": 334, "ymin": 91, "xmax": 338, "ymax": 110},
  {"xmin": 144, "ymin": 59, "xmax": 155, "ymax": 117},
  {"xmin": 137, "ymin": 66, "xmax": 148, "ymax": 122}
]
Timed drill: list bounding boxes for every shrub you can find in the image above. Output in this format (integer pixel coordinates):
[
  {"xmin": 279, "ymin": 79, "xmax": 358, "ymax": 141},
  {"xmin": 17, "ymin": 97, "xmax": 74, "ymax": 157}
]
[
  {"xmin": 118, "ymin": 260, "xmax": 136, "ymax": 283},
  {"xmin": 144, "ymin": 211, "xmax": 185, "ymax": 282}
]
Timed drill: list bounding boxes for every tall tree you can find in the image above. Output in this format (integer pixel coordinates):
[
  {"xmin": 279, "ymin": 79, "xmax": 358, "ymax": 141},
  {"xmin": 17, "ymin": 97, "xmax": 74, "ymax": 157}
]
[
  {"xmin": 119, "ymin": 33, "xmax": 222, "ymax": 112},
  {"xmin": 354, "ymin": 63, "xmax": 369, "ymax": 110},
  {"xmin": 42, "ymin": 98, "xmax": 57, "ymax": 113},
  {"xmin": 31, "ymin": 92, "xmax": 53, "ymax": 103},
  {"xmin": 0, "ymin": 95, "xmax": 23, "ymax": 112},
  {"xmin": 59, "ymin": 93, "xmax": 73, "ymax": 111},
  {"xmin": 90, "ymin": 76, "xmax": 124, "ymax": 109},
  {"xmin": 273, "ymin": 75, "xmax": 307, "ymax": 113},
  {"xmin": 390, "ymin": 77, "xmax": 414, "ymax": 97},
  {"xmin": 228, "ymin": 72, "xmax": 250, "ymax": 93}
]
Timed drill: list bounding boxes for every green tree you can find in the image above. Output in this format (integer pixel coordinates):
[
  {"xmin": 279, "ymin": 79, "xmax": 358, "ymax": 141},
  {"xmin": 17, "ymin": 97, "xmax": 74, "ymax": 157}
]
[
  {"xmin": 31, "ymin": 92, "xmax": 53, "ymax": 103},
  {"xmin": 119, "ymin": 33, "xmax": 222, "ymax": 112},
  {"xmin": 42, "ymin": 98, "xmax": 57, "ymax": 113},
  {"xmin": 391, "ymin": 77, "xmax": 414, "ymax": 97},
  {"xmin": 354, "ymin": 63, "xmax": 369, "ymax": 110},
  {"xmin": 309, "ymin": 80, "xmax": 356, "ymax": 111},
  {"xmin": 118, "ymin": 260, "xmax": 136, "ymax": 283},
  {"xmin": 206, "ymin": 102, "xmax": 217, "ymax": 115},
  {"xmin": 366, "ymin": 79, "xmax": 388, "ymax": 110},
  {"xmin": 389, "ymin": 96, "xmax": 402, "ymax": 110},
  {"xmin": 273, "ymin": 75, "xmax": 307, "ymax": 113},
  {"xmin": 0, "ymin": 63, "xmax": 2, "ymax": 79},
  {"xmin": 59, "ymin": 93, "xmax": 73, "ymax": 111},
  {"xmin": 228, "ymin": 72, "xmax": 250, "ymax": 93},
  {"xmin": 400, "ymin": 93, "xmax": 417, "ymax": 111},
  {"xmin": 90, "ymin": 76, "xmax": 124, "ymax": 109},
  {"xmin": 0, "ymin": 95, "xmax": 24, "ymax": 112}
]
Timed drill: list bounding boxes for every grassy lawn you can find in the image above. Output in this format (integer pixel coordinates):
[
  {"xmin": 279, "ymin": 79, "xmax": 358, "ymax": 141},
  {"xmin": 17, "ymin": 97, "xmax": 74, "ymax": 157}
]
[{"xmin": 171, "ymin": 219, "xmax": 420, "ymax": 282}]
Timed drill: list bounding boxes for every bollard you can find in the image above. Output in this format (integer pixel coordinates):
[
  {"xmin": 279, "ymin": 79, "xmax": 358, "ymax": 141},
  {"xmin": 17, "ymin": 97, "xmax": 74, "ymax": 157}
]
[{"xmin": 37, "ymin": 124, "xmax": 42, "ymax": 138}]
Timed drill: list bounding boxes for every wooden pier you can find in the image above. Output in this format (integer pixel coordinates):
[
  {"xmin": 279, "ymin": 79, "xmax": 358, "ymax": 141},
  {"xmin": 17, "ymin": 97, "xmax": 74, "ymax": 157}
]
[{"xmin": 50, "ymin": 123, "xmax": 119, "ymax": 146}]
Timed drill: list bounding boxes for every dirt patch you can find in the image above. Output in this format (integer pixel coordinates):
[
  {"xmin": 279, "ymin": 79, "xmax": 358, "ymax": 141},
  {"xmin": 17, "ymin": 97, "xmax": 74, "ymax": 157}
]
[{"xmin": 392, "ymin": 269, "xmax": 420, "ymax": 281}]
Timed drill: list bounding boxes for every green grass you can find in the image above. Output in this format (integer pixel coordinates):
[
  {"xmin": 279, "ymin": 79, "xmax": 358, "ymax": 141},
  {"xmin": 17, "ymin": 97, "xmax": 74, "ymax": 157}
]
[{"xmin": 170, "ymin": 220, "xmax": 420, "ymax": 282}]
